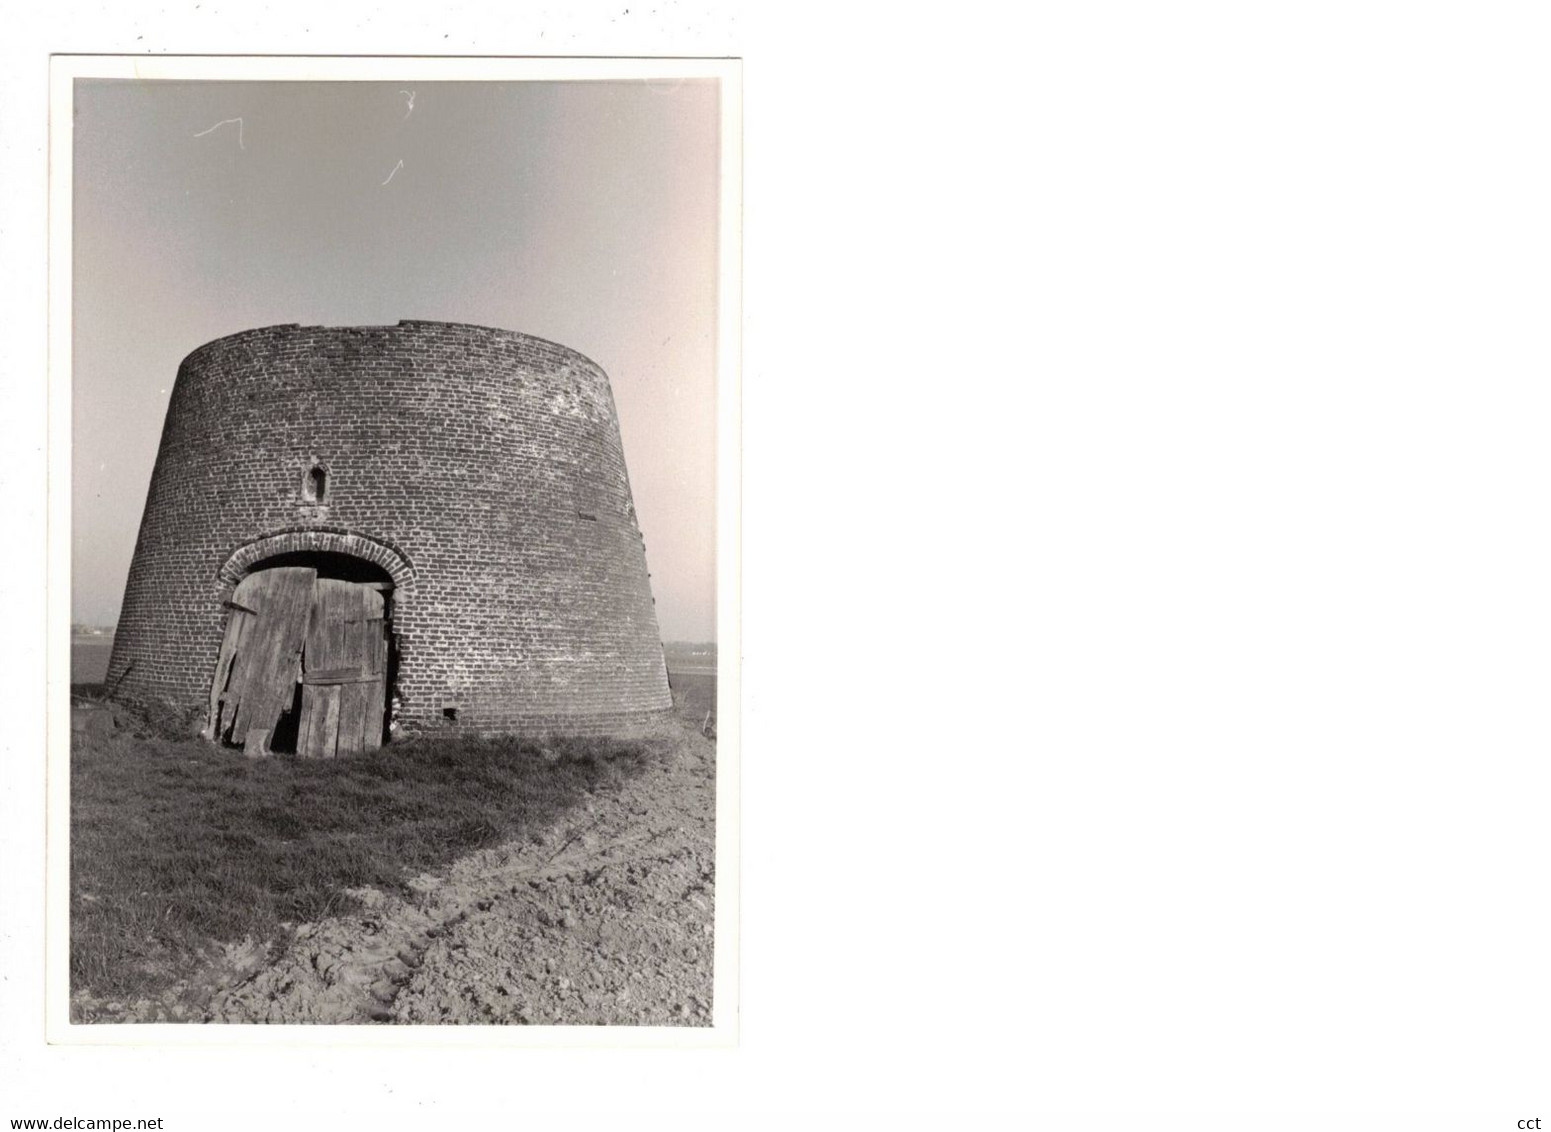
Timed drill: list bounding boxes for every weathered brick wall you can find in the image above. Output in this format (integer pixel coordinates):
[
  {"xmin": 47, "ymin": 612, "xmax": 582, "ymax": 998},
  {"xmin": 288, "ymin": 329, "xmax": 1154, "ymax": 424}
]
[{"xmin": 107, "ymin": 321, "xmax": 672, "ymax": 737}]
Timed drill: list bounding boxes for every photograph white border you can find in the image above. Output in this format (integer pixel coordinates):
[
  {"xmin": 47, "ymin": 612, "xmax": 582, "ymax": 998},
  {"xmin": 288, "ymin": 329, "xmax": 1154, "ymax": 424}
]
[{"xmin": 45, "ymin": 52, "xmax": 742, "ymax": 1048}]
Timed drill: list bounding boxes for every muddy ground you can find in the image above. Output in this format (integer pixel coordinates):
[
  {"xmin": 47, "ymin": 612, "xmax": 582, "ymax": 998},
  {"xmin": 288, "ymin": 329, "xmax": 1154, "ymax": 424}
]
[{"xmin": 70, "ymin": 712, "xmax": 717, "ymax": 1026}]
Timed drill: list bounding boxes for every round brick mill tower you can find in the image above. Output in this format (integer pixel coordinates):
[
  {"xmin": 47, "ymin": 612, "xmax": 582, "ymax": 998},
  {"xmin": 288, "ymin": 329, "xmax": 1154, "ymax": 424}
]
[{"xmin": 105, "ymin": 321, "xmax": 673, "ymax": 751}]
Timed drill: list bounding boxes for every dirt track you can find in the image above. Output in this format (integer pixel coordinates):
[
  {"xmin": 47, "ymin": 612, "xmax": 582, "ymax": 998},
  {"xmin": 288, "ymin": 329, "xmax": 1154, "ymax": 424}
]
[{"xmin": 73, "ymin": 718, "xmax": 717, "ymax": 1026}]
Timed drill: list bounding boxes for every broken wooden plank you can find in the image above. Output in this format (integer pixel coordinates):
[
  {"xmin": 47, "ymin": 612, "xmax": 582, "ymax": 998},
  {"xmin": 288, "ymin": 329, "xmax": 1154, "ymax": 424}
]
[
  {"xmin": 336, "ymin": 682, "xmax": 366, "ymax": 757},
  {"xmin": 370, "ymin": 619, "xmax": 387, "ymax": 676},
  {"xmin": 306, "ymin": 688, "xmax": 329, "ymax": 757},
  {"xmin": 205, "ymin": 605, "xmax": 250, "ymax": 740},
  {"xmin": 296, "ymin": 682, "xmax": 315, "ymax": 754},
  {"xmin": 208, "ymin": 572, "xmax": 268, "ymax": 742},
  {"xmin": 362, "ymin": 639, "xmax": 387, "ymax": 751},
  {"xmin": 228, "ymin": 567, "xmax": 316, "ymax": 748},
  {"xmin": 299, "ymin": 682, "xmax": 326, "ymax": 758},
  {"xmin": 316, "ymin": 685, "xmax": 340, "ymax": 759}
]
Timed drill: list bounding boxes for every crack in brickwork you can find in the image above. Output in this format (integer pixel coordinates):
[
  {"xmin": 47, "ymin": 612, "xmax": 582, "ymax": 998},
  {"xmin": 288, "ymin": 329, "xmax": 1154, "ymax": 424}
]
[{"xmin": 108, "ymin": 321, "xmax": 673, "ymax": 738}]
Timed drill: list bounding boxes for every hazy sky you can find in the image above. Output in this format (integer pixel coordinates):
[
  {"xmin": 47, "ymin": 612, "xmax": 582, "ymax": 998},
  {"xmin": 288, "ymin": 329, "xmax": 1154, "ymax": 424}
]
[{"xmin": 72, "ymin": 78, "xmax": 719, "ymax": 640}]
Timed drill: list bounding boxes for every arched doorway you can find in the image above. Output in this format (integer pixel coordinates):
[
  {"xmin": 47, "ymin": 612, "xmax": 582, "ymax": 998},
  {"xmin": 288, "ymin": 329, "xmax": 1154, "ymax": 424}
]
[{"xmin": 206, "ymin": 551, "xmax": 395, "ymax": 757}]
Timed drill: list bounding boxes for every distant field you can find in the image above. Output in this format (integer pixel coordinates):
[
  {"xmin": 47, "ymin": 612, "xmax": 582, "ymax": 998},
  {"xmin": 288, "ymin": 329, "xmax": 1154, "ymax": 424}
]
[
  {"xmin": 72, "ymin": 636, "xmax": 114, "ymax": 685},
  {"xmin": 663, "ymin": 644, "xmax": 716, "ymax": 672},
  {"xmin": 667, "ymin": 671, "xmax": 717, "ymax": 720}
]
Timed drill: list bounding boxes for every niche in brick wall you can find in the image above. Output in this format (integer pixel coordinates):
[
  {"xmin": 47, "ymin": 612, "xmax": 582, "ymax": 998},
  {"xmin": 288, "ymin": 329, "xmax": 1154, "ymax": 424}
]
[{"xmin": 300, "ymin": 462, "xmax": 329, "ymax": 503}]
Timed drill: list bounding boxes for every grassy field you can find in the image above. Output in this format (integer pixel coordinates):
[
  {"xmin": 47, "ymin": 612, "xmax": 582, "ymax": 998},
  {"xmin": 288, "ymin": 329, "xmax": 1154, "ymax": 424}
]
[
  {"xmin": 71, "ymin": 635, "xmax": 114, "ymax": 684},
  {"xmin": 69, "ymin": 651, "xmax": 717, "ymax": 1003},
  {"xmin": 71, "ymin": 717, "xmax": 660, "ymax": 1003},
  {"xmin": 667, "ymin": 671, "xmax": 717, "ymax": 722}
]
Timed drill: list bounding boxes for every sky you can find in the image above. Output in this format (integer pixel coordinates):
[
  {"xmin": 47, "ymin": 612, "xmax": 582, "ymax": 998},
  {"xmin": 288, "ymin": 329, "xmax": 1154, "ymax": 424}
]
[{"xmin": 71, "ymin": 78, "xmax": 720, "ymax": 641}]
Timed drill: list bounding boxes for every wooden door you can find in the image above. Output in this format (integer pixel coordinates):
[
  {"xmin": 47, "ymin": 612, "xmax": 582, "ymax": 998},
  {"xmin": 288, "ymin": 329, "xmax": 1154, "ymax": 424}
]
[
  {"xmin": 206, "ymin": 566, "xmax": 317, "ymax": 757},
  {"xmin": 296, "ymin": 579, "xmax": 389, "ymax": 758}
]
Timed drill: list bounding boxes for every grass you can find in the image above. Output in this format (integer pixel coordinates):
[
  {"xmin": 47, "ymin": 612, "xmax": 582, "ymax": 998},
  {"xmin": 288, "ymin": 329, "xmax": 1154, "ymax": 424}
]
[
  {"xmin": 667, "ymin": 671, "xmax": 717, "ymax": 735},
  {"xmin": 70, "ymin": 713, "xmax": 658, "ymax": 1003}
]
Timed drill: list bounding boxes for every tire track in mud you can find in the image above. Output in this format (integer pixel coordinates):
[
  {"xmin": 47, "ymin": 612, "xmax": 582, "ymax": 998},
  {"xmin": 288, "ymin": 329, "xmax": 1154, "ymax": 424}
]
[{"xmin": 81, "ymin": 721, "xmax": 716, "ymax": 1026}]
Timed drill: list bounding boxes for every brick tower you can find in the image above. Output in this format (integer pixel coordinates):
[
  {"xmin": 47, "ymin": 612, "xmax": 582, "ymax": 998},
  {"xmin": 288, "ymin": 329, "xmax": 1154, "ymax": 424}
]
[{"xmin": 106, "ymin": 321, "xmax": 672, "ymax": 751}]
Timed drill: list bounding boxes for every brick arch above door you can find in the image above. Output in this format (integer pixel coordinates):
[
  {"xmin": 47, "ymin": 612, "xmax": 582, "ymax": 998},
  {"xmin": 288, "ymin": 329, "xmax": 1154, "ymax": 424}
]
[{"xmin": 217, "ymin": 529, "xmax": 417, "ymax": 593}]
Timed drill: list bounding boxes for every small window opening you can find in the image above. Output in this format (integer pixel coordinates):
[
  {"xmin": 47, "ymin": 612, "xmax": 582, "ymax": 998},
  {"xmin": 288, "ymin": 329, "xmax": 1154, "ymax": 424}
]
[
  {"xmin": 576, "ymin": 510, "xmax": 597, "ymax": 522},
  {"xmin": 303, "ymin": 465, "xmax": 328, "ymax": 503},
  {"xmin": 442, "ymin": 707, "xmax": 459, "ymax": 721}
]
